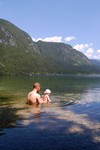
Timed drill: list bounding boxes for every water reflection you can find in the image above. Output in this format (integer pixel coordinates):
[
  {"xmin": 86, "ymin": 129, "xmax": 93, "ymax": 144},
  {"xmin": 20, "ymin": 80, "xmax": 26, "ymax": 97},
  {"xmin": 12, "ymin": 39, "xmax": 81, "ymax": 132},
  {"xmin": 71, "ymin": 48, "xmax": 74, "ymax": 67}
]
[
  {"xmin": 0, "ymin": 76, "xmax": 100, "ymax": 149},
  {"xmin": 0, "ymin": 76, "xmax": 100, "ymax": 128}
]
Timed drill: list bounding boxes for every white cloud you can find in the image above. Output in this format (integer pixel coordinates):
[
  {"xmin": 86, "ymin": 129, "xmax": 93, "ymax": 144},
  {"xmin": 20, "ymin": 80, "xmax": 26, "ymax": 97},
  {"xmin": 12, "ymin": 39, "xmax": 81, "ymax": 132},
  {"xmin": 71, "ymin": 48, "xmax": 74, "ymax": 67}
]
[
  {"xmin": 73, "ymin": 43, "xmax": 100, "ymax": 59},
  {"xmin": 92, "ymin": 55, "xmax": 100, "ymax": 59},
  {"xmin": 32, "ymin": 38, "xmax": 43, "ymax": 42},
  {"xmin": 84, "ymin": 48, "xmax": 94, "ymax": 58},
  {"xmin": 97, "ymin": 50, "xmax": 100, "ymax": 53},
  {"xmin": 73, "ymin": 44, "xmax": 90, "ymax": 52},
  {"xmin": 86, "ymin": 48, "xmax": 94, "ymax": 54},
  {"xmin": 98, "ymin": 55, "xmax": 100, "ymax": 59},
  {"xmin": 65, "ymin": 36, "xmax": 76, "ymax": 42},
  {"xmin": 32, "ymin": 36, "xmax": 62, "ymax": 43},
  {"xmin": 32, "ymin": 35, "xmax": 76, "ymax": 43}
]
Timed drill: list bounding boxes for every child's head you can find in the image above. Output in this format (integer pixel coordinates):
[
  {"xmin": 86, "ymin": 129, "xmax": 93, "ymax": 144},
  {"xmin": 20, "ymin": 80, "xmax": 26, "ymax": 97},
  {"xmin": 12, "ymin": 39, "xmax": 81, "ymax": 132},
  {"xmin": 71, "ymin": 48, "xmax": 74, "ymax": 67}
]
[{"xmin": 44, "ymin": 89, "xmax": 51, "ymax": 95}]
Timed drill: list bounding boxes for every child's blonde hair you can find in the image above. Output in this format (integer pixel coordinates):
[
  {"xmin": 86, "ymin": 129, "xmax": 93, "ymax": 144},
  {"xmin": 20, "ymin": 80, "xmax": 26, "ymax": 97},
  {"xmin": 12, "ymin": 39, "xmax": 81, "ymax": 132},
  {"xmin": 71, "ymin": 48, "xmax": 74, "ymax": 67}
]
[{"xmin": 44, "ymin": 89, "xmax": 51, "ymax": 94}]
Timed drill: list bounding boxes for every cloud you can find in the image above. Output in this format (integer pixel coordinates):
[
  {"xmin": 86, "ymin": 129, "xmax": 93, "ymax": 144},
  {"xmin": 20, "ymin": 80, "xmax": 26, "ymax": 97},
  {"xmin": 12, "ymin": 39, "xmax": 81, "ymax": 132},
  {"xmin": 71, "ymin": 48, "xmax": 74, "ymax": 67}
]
[
  {"xmin": 32, "ymin": 36, "xmax": 62, "ymax": 43},
  {"xmin": 0, "ymin": 1, "xmax": 2, "ymax": 5},
  {"xmin": 97, "ymin": 50, "xmax": 100, "ymax": 53},
  {"xmin": 73, "ymin": 43, "xmax": 100, "ymax": 59},
  {"xmin": 73, "ymin": 43, "xmax": 95, "ymax": 58},
  {"xmin": 86, "ymin": 49, "xmax": 100, "ymax": 59},
  {"xmin": 32, "ymin": 35, "xmax": 76, "ymax": 43},
  {"xmin": 65, "ymin": 36, "xmax": 76, "ymax": 42},
  {"xmin": 73, "ymin": 44, "xmax": 90, "ymax": 52},
  {"xmin": 92, "ymin": 55, "xmax": 100, "ymax": 59},
  {"xmin": 84, "ymin": 48, "xmax": 94, "ymax": 58},
  {"xmin": 32, "ymin": 38, "xmax": 43, "ymax": 42},
  {"xmin": 86, "ymin": 48, "xmax": 94, "ymax": 54}
]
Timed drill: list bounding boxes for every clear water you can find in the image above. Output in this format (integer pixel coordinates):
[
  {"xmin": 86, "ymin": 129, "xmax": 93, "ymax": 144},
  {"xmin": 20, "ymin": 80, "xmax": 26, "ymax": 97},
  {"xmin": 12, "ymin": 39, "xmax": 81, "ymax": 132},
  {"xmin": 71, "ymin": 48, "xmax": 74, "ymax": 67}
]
[{"xmin": 0, "ymin": 76, "xmax": 100, "ymax": 150}]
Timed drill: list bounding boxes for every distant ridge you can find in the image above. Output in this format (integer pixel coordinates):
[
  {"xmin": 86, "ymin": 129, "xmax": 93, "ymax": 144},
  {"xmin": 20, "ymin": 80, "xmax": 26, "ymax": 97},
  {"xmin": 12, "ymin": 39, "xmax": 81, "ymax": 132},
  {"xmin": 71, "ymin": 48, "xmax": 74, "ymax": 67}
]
[
  {"xmin": 0, "ymin": 18, "xmax": 99, "ymax": 75},
  {"xmin": 90, "ymin": 59, "xmax": 100, "ymax": 66}
]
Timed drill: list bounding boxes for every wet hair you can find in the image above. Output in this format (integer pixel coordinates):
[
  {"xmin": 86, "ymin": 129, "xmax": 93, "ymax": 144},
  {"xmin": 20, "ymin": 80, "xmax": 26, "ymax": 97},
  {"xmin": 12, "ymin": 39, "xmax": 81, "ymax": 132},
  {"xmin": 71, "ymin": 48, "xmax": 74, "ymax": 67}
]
[{"xmin": 33, "ymin": 82, "xmax": 40, "ymax": 89}]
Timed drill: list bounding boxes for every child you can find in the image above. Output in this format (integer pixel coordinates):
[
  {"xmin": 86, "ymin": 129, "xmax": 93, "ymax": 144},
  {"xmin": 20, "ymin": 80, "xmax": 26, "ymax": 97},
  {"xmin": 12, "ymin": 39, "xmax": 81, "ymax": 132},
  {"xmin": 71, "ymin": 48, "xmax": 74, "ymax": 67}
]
[{"xmin": 42, "ymin": 89, "xmax": 52, "ymax": 103}]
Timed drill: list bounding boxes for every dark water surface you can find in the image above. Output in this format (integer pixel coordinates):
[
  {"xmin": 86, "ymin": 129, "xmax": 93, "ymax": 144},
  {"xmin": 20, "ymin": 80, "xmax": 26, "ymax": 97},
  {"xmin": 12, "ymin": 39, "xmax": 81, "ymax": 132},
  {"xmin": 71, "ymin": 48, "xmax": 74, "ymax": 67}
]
[{"xmin": 0, "ymin": 76, "xmax": 100, "ymax": 150}]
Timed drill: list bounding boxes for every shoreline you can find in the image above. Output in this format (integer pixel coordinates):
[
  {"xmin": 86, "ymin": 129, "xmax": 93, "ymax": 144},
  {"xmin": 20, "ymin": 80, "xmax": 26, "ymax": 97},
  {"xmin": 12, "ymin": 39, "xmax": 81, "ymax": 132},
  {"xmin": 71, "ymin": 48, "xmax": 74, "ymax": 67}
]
[{"xmin": 1, "ymin": 73, "xmax": 100, "ymax": 78}]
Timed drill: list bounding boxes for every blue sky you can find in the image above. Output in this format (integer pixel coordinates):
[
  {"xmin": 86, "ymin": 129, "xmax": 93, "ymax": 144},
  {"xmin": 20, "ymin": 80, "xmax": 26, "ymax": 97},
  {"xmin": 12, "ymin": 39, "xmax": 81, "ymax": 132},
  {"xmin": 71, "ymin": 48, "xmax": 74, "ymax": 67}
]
[{"xmin": 0, "ymin": 0, "xmax": 100, "ymax": 59}]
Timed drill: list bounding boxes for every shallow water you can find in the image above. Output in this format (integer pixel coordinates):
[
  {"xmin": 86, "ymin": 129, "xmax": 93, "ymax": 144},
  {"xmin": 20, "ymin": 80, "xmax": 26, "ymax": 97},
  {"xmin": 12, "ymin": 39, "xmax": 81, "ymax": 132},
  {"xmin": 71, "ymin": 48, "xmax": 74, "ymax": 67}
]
[{"xmin": 0, "ymin": 76, "xmax": 100, "ymax": 150}]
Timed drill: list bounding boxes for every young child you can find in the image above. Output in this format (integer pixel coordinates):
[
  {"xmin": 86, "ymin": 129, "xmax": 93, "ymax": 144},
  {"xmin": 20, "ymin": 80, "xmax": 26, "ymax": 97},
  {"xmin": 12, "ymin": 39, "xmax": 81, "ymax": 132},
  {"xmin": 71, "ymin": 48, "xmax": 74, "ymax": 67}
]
[{"xmin": 42, "ymin": 89, "xmax": 52, "ymax": 103}]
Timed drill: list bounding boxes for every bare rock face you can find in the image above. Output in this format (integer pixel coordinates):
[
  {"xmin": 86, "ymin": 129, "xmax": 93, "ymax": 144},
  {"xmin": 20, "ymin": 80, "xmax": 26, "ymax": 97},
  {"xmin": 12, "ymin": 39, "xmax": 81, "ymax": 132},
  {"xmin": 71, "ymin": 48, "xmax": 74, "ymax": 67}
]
[{"xmin": 0, "ymin": 26, "xmax": 15, "ymax": 46}]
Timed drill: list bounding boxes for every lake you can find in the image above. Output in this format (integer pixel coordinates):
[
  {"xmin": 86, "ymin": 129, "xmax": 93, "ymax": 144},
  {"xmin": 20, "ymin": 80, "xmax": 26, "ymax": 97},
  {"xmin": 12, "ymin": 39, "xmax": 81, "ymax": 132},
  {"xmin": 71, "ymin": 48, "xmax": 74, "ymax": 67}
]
[{"xmin": 0, "ymin": 76, "xmax": 100, "ymax": 150}]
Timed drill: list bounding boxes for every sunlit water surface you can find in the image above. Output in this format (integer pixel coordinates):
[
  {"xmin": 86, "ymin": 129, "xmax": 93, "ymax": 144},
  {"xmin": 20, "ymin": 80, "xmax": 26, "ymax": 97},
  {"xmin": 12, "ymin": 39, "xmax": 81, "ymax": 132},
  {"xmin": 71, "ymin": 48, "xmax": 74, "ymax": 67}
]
[{"xmin": 0, "ymin": 76, "xmax": 100, "ymax": 150}]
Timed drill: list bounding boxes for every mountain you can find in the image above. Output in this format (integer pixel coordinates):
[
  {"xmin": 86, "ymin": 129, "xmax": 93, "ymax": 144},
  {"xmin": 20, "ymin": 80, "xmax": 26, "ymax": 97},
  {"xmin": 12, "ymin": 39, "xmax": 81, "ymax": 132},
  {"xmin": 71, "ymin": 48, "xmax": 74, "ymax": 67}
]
[
  {"xmin": 0, "ymin": 18, "xmax": 98, "ymax": 75},
  {"xmin": 0, "ymin": 19, "xmax": 45, "ymax": 75},
  {"xmin": 90, "ymin": 59, "xmax": 100, "ymax": 66},
  {"xmin": 36, "ymin": 41, "xmax": 94, "ymax": 74}
]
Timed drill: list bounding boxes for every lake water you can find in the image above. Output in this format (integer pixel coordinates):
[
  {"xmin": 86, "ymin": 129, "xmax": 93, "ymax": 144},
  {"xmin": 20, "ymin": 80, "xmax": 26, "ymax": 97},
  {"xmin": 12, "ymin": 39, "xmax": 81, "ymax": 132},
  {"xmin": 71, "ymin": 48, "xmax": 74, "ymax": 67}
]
[{"xmin": 0, "ymin": 76, "xmax": 100, "ymax": 150}]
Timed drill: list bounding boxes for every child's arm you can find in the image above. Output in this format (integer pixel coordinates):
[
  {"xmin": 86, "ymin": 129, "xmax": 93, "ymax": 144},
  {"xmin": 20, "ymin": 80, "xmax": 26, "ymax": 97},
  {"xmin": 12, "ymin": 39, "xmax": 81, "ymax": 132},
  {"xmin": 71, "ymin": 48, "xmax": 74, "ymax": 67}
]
[{"xmin": 47, "ymin": 95, "xmax": 51, "ymax": 102}]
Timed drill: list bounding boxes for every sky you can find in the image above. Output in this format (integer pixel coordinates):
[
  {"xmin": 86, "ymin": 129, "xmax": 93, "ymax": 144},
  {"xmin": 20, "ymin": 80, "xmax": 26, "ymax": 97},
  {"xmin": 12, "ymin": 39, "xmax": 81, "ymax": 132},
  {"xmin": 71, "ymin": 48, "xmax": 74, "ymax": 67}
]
[{"xmin": 0, "ymin": 0, "xmax": 100, "ymax": 59}]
